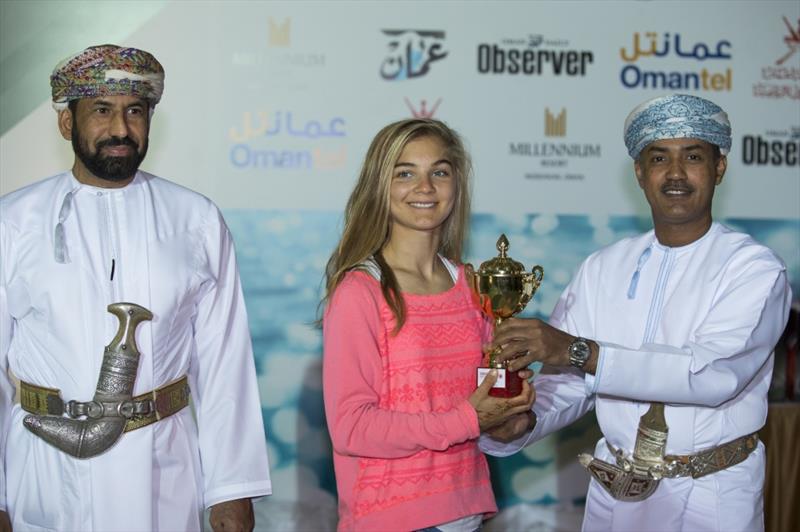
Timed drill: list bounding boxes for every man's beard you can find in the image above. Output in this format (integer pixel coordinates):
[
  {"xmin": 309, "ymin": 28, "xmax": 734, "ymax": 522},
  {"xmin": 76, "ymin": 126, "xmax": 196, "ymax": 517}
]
[{"xmin": 72, "ymin": 126, "xmax": 148, "ymax": 182}]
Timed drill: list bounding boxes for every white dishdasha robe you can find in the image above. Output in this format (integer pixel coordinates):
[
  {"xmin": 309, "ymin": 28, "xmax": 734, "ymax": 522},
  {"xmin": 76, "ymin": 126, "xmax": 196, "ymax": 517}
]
[
  {"xmin": 481, "ymin": 222, "xmax": 791, "ymax": 532},
  {"xmin": 0, "ymin": 171, "xmax": 271, "ymax": 531}
]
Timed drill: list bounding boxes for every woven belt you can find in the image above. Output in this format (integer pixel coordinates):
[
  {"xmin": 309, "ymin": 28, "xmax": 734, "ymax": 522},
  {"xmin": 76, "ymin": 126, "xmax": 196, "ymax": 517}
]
[
  {"xmin": 607, "ymin": 432, "xmax": 759, "ymax": 479},
  {"xmin": 19, "ymin": 376, "xmax": 190, "ymax": 432}
]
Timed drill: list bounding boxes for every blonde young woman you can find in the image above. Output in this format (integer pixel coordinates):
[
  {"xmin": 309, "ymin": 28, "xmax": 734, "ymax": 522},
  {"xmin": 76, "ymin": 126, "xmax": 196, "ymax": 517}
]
[{"xmin": 322, "ymin": 119, "xmax": 535, "ymax": 532}]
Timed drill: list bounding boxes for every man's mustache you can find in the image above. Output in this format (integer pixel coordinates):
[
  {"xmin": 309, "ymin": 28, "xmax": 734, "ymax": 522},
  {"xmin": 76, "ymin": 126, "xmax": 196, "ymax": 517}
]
[{"xmin": 95, "ymin": 136, "xmax": 139, "ymax": 151}]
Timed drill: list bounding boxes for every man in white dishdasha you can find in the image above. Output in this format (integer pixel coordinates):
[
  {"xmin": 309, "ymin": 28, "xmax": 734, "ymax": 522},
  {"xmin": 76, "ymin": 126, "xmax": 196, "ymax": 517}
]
[
  {"xmin": 481, "ymin": 94, "xmax": 792, "ymax": 532},
  {"xmin": 0, "ymin": 44, "xmax": 271, "ymax": 532}
]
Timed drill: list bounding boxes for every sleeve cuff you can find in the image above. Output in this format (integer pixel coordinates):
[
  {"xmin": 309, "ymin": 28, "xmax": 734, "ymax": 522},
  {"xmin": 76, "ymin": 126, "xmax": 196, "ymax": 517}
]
[
  {"xmin": 479, "ymin": 405, "xmax": 543, "ymax": 457},
  {"xmin": 205, "ymin": 480, "xmax": 272, "ymax": 509},
  {"xmin": 584, "ymin": 343, "xmax": 607, "ymax": 395},
  {"xmin": 455, "ymin": 399, "xmax": 480, "ymax": 440}
]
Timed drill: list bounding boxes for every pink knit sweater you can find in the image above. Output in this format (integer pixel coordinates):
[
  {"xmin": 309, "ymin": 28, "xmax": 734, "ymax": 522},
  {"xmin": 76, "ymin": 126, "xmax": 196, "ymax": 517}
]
[{"xmin": 323, "ymin": 266, "xmax": 497, "ymax": 531}]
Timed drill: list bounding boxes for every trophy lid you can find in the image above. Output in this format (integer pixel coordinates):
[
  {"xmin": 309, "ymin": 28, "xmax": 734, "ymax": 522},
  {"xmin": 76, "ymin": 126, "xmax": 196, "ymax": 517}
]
[{"xmin": 477, "ymin": 234, "xmax": 526, "ymax": 276}]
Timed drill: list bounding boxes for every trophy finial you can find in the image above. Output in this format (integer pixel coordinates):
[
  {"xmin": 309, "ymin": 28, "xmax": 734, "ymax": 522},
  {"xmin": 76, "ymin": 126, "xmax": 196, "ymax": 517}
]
[{"xmin": 496, "ymin": 234, "xmax": 509, "ymax": 258}]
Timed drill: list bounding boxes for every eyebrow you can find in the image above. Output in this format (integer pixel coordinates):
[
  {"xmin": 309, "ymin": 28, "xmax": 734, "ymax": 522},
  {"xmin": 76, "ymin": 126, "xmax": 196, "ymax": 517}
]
[
  {"xmin": 394, "ymin": 159, "xmax": 452, "ymax": 168},
  {"xmin": 91, "ymin": 98, "xmax": 147, "ymax": 108},
  {"xmin": 647, "ymin": 143, "xmax": 706, "ymax": 152}
]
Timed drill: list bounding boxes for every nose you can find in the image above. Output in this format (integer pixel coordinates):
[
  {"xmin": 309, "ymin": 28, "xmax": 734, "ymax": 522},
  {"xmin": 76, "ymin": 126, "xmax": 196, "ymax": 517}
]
[
  {"xmin": 108, "ymin": 109, "xmax": 129, "ymax": 138},
  {"xmin": 666, "ymin": 158, "xmax": 686, "ymax": 179},
  {"xmin": 414, "ymin": 174, "xmax": 434, "ymax": 192}
]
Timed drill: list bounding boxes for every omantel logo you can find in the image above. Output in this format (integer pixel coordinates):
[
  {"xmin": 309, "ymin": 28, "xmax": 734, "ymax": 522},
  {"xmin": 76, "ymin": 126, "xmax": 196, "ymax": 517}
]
[
  {"xmin": 228, "ymin": 109, "xmax": 347, "ymax": 171},
  {"xmin": 619, "ymin": 31, "xmax": 733, "ymax": 91}
]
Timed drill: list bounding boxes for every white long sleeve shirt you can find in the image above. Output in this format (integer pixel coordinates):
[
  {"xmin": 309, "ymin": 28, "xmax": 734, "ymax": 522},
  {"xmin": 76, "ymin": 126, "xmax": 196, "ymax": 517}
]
[
  {"xmin": 0, "ymin": 171, "xmax": 271, "ymax": 531},
  {"xmin": 481, "ymin": 222, "xmax": 792, "ymax": 532}
]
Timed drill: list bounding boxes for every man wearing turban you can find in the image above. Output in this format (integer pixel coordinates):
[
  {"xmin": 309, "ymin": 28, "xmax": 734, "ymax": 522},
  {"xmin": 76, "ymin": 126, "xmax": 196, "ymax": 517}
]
[
  {"xmin": 479, "ymin": 94, "xmax": 791, "ymax": 531},
  {"xmin": 0, "ymin": 45, "xmax": 271, "ymax": 531}
]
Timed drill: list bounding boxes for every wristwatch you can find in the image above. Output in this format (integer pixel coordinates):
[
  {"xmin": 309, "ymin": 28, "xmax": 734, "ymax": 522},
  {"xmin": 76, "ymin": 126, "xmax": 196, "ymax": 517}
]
[{"xmin": 568, "ymin": 337, "xmax": 591, "ymax": 369}]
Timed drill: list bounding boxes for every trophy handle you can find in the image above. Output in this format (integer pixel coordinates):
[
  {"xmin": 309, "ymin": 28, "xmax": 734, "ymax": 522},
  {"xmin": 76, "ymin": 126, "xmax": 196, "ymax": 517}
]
[
  {"xmin": 530, "ymin": 265, "xmax": 544, "ymax": 287},
  {"xmin": 464, "ymin": 263, "xmax": 482, "ymax": 309},
  {"xmin": 516, "ymin": 265, "xmax": 544, "ymax": 314}
]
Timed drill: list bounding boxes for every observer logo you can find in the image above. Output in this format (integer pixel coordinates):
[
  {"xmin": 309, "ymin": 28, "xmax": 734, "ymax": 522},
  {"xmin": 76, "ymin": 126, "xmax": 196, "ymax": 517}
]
[
  {"xmin": 477, "ymin": 34, "xmax": 593, "ymax": 77},
  {"xmin": 742, "ymin": 128, "xmax": 800, "ymax": 166}
]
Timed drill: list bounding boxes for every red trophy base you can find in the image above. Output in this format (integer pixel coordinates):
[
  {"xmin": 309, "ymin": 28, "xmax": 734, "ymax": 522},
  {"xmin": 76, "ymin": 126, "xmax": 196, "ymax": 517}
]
[{"xmin": 477, "ymin": 367, "xmax": 523, "ymax": 398}]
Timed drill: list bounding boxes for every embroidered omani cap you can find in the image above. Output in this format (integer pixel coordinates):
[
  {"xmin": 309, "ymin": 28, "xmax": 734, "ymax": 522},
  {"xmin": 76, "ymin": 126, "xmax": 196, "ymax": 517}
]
[{"xmin": 50, "ymin": 44, "xmax": 164, "ymax": 111}]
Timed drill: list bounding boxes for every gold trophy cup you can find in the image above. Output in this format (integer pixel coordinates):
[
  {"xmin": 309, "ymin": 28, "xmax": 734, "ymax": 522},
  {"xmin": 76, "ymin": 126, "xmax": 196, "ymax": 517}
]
[{"xmin": 466, "ymin": 234, "xmax": 544, "ymax": 397}]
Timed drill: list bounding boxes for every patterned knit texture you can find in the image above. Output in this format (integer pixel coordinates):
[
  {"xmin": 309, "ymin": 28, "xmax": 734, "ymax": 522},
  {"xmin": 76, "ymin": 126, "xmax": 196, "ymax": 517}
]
[
  {"xmin": 324, "ymin": 266, "xmax": 497, "ymax": 531},
  {"xmin": 50, "ymin": 45, "xmax": 164, "ymax": 106}
]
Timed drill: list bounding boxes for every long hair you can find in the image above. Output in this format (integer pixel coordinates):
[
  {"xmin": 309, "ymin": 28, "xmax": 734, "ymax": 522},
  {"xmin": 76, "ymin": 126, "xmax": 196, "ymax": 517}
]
[{"xmin": 321, "ymin": 118, "xmax": 472, "ymax": 332}]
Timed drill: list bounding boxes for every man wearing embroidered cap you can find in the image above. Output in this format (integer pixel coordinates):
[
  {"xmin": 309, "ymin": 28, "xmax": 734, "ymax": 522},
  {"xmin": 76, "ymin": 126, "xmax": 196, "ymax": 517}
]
[
  {"xmin": 480, "ymin": 94, "xmax": 791, "ymax": 531},
  {"xmin": 0, "ymin": 45, "xmax": 271, "ymax": 532}
]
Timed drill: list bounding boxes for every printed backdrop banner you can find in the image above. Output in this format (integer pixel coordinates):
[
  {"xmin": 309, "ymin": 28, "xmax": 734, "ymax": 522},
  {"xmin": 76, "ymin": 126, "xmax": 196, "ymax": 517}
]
[{"xmin": 1, "ymin": 1, "xmax": 798, "ymax": 530}]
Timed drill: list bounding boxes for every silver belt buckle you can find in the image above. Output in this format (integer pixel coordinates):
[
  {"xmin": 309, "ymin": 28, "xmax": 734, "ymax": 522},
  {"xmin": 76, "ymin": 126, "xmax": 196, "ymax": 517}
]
[{"xmin": 64, "ymin": 398, "xmax": 154, "ymax": 420}]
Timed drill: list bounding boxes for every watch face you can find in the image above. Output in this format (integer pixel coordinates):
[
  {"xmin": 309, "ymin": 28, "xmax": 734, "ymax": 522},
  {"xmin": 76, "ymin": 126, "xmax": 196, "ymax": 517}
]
[{"xmin": 569, "ymin": 338, "xmax": 590, "ymax": 368}]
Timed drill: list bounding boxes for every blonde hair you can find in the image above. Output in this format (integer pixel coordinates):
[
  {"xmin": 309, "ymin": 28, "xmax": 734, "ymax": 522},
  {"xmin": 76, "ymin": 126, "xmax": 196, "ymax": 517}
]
[{"xmin": 322, "ymin": 118, "xmax": 472, "ymax": 331}]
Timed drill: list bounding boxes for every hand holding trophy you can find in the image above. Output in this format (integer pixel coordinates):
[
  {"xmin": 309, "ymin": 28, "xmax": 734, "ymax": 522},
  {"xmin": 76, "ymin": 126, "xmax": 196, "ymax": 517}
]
[{"xmin": 466, "ymin": 234, "xmax": 543, "ymax": 397}]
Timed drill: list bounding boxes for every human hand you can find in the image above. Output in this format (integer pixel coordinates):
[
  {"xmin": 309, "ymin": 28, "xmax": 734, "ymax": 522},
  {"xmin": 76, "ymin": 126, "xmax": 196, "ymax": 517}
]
[
  {"xmin": 516, "ymin": 368, "xmax": 535, "ymax": 381},
  {"xmin": 484, "ymin": 410, "xmax": 538, "ymax": 443},
  {"xmin": 0, "ymin": 510, "xmax": 11, "ymax": 532},
  {"xmin": 489, "ymin": 318, "xmax": 576, "ymax": 371},
  {"xmin": 209, "ymin": 498, "xmax": 254, "ymax": 532},
  {"xmin": 468, "ymin": 370, "xmax": 535, "ymax": 431}
]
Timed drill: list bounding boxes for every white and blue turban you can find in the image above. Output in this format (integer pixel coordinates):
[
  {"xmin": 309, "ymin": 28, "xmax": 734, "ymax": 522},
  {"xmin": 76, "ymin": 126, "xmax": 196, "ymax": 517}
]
[{"xmin": 623, "ymin": 94, "xmax": 731, "ymax": 160}]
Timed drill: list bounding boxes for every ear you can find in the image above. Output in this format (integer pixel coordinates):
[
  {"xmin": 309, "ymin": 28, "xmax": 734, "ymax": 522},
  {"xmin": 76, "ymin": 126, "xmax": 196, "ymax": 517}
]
[
  {"xmin": 714, "ymin": 155, "xmax": 727, "ymax": 186},
  {"xmin": 57, "ymin": 108, "xmax": 73, "ymax": 140},
  {"xmin": 634, "ymin": 159, "xmax": 645, "ymax": 189}
]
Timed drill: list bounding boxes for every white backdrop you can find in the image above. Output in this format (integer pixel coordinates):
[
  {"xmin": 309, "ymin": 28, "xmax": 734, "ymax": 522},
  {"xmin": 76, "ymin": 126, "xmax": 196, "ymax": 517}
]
[
  {"xmin": 3, "ymin": 1, "xmax": 799, "ymax": 220},
  {"xmin": 1, "ymin": 2, "xmax": 798, "ymax": 531}
]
